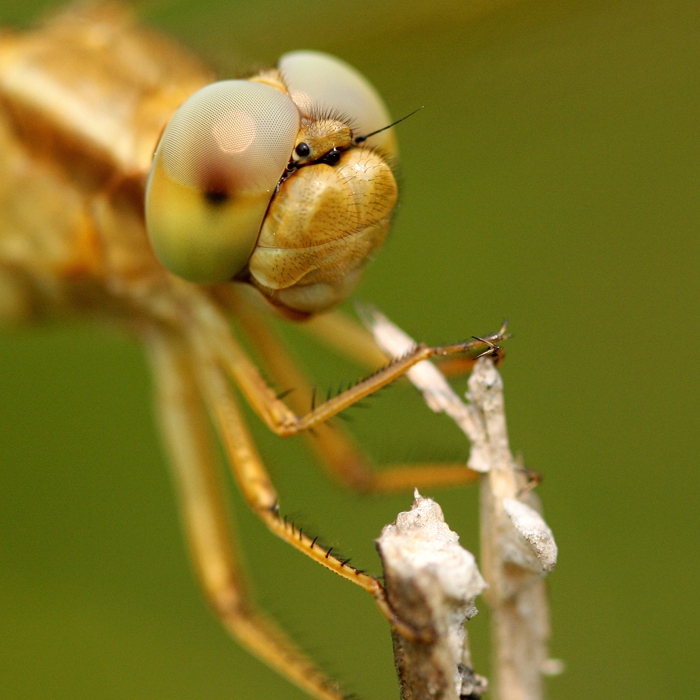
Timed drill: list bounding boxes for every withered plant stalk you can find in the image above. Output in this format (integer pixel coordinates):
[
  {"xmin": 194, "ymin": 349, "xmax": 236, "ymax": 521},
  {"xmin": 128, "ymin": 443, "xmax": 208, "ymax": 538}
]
[{"xmin": 368, "ymin": 310, "xmax": 559, "ymax": 700}]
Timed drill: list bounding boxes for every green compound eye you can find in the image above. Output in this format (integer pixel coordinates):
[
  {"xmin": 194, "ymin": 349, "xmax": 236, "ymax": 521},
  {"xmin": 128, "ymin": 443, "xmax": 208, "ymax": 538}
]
[{"xmin": 146, "ymin": 80, "xmax": 299, "ymax": 284}]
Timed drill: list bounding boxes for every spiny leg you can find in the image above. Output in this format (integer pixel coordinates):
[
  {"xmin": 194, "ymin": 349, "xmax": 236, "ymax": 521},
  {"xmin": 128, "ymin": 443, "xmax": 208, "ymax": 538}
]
[
  {"xmin": 300, "ymin": 309, "xmax": 504, "ymax": 378},
  {"xmin": 146, "ymin": 327, "xmax": 353, "ymax": 700},
  {"xmin": 232, "ymin": 298, "xmax": 481, "ymax": 493},
  {"xmin": 199, "ymin": 292, "xmax": 505, "ymax": 439},
  {"xmin": 187, "ymin": 330, "xmax": 425, "ymax": 641}
]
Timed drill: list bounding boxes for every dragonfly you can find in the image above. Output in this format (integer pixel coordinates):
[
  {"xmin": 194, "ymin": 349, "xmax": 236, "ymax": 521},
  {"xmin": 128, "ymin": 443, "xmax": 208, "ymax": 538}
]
[{"xmin": 0, "ymin": 4, "xmax": 505, "ymax": 698}]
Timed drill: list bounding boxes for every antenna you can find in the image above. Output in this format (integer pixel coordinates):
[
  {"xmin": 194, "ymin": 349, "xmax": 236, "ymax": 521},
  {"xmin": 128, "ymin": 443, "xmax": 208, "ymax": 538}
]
[{"xmin": 354, "ymin": 106, "xmax": 424, "ymax": 145}]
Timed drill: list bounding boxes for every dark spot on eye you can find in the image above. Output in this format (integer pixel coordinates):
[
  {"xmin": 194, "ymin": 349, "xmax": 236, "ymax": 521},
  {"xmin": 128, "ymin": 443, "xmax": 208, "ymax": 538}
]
[
  {"xmin": 323, "ymin": 148, "xmax": 342, "ymax": 166},
  {"xmin": 295, "ymin": 142, "xmax": 310, "ymax": 158},
  {"xmin": 204, "ymin": 189, "xmax": 229, "ymax": 205}
]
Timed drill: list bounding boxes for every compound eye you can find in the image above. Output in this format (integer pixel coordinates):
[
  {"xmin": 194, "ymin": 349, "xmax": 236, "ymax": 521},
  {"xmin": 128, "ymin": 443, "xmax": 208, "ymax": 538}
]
[
  {"xmin": 146, "ymin": 80, "xmax": 300, "ymax": 283},
  {"xmin": 158, "ymin": 81, "xmax": 299, "ymax": 195},
  {"xmin": 279, "ymin": 51, "xmax": 396, "ymax": 156}
]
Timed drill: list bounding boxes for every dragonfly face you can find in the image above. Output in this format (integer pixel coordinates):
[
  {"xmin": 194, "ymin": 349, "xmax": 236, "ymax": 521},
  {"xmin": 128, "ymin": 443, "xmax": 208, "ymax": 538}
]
[{"xmin": 146, "ymin": 51, "xmax": 398, "ymax": 316}]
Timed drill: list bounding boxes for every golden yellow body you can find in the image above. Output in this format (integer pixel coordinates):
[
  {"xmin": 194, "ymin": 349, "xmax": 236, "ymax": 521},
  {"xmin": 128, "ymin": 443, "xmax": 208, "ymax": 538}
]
[{"xmin": 0, "ymin": 5, "xmax": 500, "ymax": 699}]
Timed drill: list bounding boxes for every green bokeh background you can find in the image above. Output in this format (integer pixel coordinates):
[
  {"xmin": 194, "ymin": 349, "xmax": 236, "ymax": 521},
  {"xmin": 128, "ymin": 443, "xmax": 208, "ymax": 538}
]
[{"xmin": 1, "ymin": 1, "xmax": 698, "ymax": 698}]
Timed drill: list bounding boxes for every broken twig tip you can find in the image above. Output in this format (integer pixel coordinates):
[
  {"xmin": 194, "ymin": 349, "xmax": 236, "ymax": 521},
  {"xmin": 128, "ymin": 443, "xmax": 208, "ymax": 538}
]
[{"xmin": 377, "ymin": 494, "xmax": 487, "ymax": 700}]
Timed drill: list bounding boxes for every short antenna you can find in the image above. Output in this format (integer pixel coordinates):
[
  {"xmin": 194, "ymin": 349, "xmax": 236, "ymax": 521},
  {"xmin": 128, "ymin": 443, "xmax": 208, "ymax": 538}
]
[{"xmin": 354, "ymin": 106, "xmax": 424, "ymax": 144}]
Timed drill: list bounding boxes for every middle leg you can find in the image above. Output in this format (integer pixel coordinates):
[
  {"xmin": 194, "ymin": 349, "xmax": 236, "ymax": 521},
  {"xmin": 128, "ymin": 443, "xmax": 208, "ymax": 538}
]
[
  {"xmin": 187, "ymin": 329, "xmax": 427, "ymax": 641},
  {"xmin": 146, "ymin": 326, "xmax": 351, "ymax": 700}
]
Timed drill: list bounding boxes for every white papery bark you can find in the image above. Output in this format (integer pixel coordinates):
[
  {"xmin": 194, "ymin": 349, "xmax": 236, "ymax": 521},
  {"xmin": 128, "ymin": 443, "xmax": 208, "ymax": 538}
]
[
  {"xmin": 468, "ymin": 362, "xmax": 557, "ymax": 700},
  {"xmin": 368, "ymin": 310, "xmax": 560, "ymax": 700},
  {"xmin": 377, "ymin": 492, "xmax": 488, "ymax": 700}
]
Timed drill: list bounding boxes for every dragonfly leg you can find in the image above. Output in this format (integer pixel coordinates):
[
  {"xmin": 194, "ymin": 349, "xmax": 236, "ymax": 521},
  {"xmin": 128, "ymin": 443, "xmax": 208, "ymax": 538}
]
[
  {"xmin": 233, "ymin": 301, "xmax": 482, "ymax": 493},
  {"xmin": 147, "ymin": 328, "xmax": 350, "ymax": 700},
  {"xmin": 215, "ymin": 287, "xmax": 503, "ymax": 379},
  {"xmin": 301, "ymin": 310, "xmax": 503, "ymax": 378},
  {"xmin": 188, "ymin": 330, "xmax": 426, "ymax": 642},
  {"xmin": 196, "ymin": 294, "xmax": 504, "ymax": 439}
]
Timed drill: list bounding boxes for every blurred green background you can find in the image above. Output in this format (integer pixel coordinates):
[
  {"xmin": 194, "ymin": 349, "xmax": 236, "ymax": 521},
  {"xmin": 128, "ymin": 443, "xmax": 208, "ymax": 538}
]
[{"xmin": 0, "ymin": 0, "xmax": 698, "ymax": 698}]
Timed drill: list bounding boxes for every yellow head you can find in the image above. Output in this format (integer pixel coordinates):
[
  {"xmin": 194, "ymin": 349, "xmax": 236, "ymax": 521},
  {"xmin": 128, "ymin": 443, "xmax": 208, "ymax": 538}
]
[{"xmin": 146, "ymin": 51, "xmax": 398, "ymax": 314}]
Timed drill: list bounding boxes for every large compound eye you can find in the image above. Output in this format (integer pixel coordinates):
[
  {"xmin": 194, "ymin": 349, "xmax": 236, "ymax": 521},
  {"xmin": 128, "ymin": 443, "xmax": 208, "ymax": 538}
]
[
  {"xmin": 278, "ymin": 51, "xmax": 396, "ymax": 156},
  {"xmin": 146, "ymin": 81, "xmax": 300, "ymax": 284}
]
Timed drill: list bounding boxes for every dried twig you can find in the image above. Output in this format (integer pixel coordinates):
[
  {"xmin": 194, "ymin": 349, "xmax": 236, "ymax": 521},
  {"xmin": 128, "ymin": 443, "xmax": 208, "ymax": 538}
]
[
  {"xmin": 377, "ymin": 492, "xmax": 488, "ymax": 700},
  {"xmin": 366, "ymin": 309, "xmax": 560, "ymax": 700},
  {"xmin": 468, "ymin": 363, "xmax": 558, "ymax": 700}
]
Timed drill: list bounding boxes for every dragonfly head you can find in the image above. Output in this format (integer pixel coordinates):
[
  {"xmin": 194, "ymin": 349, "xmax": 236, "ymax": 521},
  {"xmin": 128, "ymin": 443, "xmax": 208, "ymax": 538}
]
[{"xmin": 146, "ymin": 51, "xmax": 398, "ymax": 315}]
